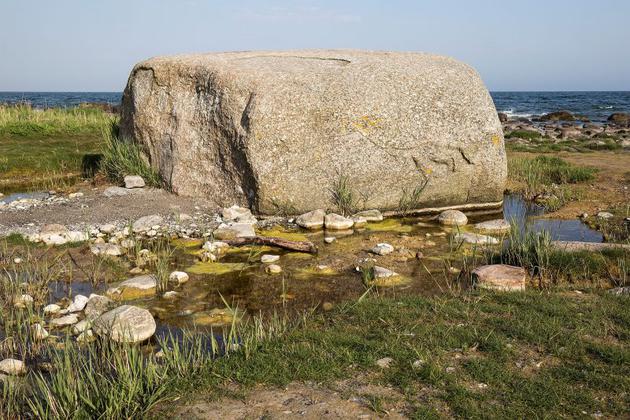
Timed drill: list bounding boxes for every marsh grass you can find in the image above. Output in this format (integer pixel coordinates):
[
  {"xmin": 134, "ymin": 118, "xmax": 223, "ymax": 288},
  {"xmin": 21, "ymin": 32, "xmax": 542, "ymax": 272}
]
[
  {"xmin": 398, "ymin": 179, "xmax": 429, "ymax": 216},
  {"xmin": 329, "ymin": 173, "xmax": 359, "ymax": 216},
  {"xmin": 0, "ymin": 104, "xmax": 115, "ymax": 138},
  {"xmin": 101, "ymin": 123, "xmax": 162, "ymax": 188},
  {"xmin": 508, "ymin": 156, "xmax": 596, "ymax": 197}
]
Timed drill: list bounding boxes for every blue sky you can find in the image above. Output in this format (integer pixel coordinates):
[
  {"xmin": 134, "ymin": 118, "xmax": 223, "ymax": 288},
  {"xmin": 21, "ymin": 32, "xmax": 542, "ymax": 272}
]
[{"xmin": 1, "ymin": 0, "xmax": 629, "ymax": 91}]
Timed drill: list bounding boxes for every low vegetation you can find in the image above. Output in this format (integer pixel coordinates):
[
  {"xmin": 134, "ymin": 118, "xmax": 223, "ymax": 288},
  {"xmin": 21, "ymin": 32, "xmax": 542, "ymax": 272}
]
[
  {"xmin": 507, "ymin": 155, "xmax": 597, "ymax": 211},
  {"xmin": 0, "ymin": 104, "xmax": 116, "ymax": 193},
  {"xmin": 101, "ymin": 123, "xmax": 162, "ymax": 188}
]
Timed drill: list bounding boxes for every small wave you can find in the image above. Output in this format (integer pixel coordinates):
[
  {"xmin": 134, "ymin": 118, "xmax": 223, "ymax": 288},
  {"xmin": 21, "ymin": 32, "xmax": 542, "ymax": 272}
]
[
  {"xmin": 595, "ymin": 105, "xmax": 613, "ymax": 109},
  {"xmin": 501, "ymin": 109, "xmax": 533, "ymax": 118}
]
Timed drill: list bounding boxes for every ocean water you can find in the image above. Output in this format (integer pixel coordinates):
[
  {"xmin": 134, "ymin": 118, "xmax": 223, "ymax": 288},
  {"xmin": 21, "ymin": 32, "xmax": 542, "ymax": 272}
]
[{"xmin": 1, "ymin": 91, "xmax": 629, "ymax": 123}]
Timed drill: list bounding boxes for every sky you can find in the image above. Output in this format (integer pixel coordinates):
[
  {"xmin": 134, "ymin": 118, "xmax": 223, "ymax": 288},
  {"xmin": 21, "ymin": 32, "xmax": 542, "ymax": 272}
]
[{"xmin": 1, "ymin": 0, "xmax": 629, "ymax": 92}]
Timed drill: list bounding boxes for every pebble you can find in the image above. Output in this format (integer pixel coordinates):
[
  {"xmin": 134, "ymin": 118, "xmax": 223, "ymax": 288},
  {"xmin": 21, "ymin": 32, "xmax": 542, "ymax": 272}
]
[
  {"xmin": 13, "ymin": 294, "xmax": 34, "ymax": 308},
  {"xmin": 33, "ymin": 323, "xmax": 49, "ymax": 340},
  {"xmin": 324, "ymin": 236, "xmax": 336, "ymax": 244},
  {"xmin": 49, "ymin": 313, "xmax": 79, "ymax": 327},
  {"xmin": 597, "ymin": 211, "xmax": 614, "ymax": 220},
  {"xmin": 375, "ymin": 357, "xmax": 394, "ymax": 368},
  {"xmin": 265, "ymin": 264, "xmax": 283, "ymax": 274},
  {"xmin": 67, "ymin": 294, "xmax": 89, "ymax": 313},
  {"xmin": 324, "ymin": 213, "xmax": 354, "ymax": 230},
  {"xmin": 169, "ymin": 271, "xmax": 190, "ymax": 285},
  {"xmin": 438, "ymin": 210, "xmax": 468, "ymax": 226},
  {"xmin": 261, "ymin": 254, "xmax": 280, "ymax": 264},
  {"xmin": 370, "ymin": 243, "xmax": 394, "ymax": 256},
  {"xmin": 124, "ymin": 175, "xmax": 146, "ymax": 189},
  {"xmin": 0, "ymin": 359, "xmax": 26, "ymax": 376},
  {"xmin": 43, "ymin": 304, "xmax": 61, "ymax": 315},
  {"xmin": 296, "ymin": 209, "xmax": 326, "ymax": 229}
]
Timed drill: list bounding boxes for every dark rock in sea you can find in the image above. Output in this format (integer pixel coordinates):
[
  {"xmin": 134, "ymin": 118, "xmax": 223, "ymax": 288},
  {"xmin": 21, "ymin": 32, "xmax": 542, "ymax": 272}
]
[
  {"xmin": 539, "ymin": 111, "xmax": 575, "ymax": 121},
  {"xmin": 608, "ymin": 113, "xmax": 630, "ymax": 127},
  {"xmin": 497, "ymin": 112, "xmax": 508, "ymax": 123}
]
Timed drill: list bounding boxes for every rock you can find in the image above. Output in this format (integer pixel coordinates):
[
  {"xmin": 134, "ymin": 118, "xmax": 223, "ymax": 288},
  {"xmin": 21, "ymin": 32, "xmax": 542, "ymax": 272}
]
[
  {"xmin": 351, "ymin": 216, "xmax": 368, "ymax": 228},
  {"xmin": 120, "ymin": 51, "xmax": 506, "ymax": 214},
  {"xmin": 84, "ymin": 295, "xmax": 115, "ymax": 320},
  {"xmin": 72, "ymin": 319, "xmax": 91, "ymax": 335},
  {"xmin": 43, "ymin": 304, "xmax": 61, "ymax": 315},
  {"xmin": 375, "ymin": 357, "xmax": 394, "ymax": 368},
  {"xmin": 99, "ymin": 223, "xmax": 117, "ymax": 234},
  {"xmin": 163, "ymin": 291, "xmax": 179, "ymax": 299},
  {"xmin": 353, "ymin": 209, "xmax": 383, "ymax": 222},
  {"xmin": 597, "ymin": 211, "xmax": 614, "ymax": 220},
  {"xmin": 608, "ymin": 113, "xmax": 630, "ymax": 127},
  {"xmin": 551, "ymin": 241, "xmax": 630, "ymax": 252},
  {"xmin": 438, "ymin": 210, "xmax": 468, "ymax": 226},
  {"xmin": 454, "ymin": 232, "xmax": 500, "ymax": 245},
  {"xmin": 132, "ymin": 215, "xmax": 164, "ymax": 233},
  {"xmin": 103, "ymin": 186, "xmax": 131, "ymax": 197},
  {"xmin": 67, "ymin": 294, "xmax": 89, "ymax": 313},
  {"xmin": 33, "ymin": 323, "xmax": 49, "ymax": 340},
  {"xmin": 472, "ymin": 264, "xmax": 527, "ymax": 291},
  {"xmin": 0, "ymin": 359, "xmax": 26, "ymax": 376},
  {"xmin": 373, "ymin": 266, "xmax": 398, "ymax": 279},
  {"xmin": 324, "ymin": 236, "xmax": 336, "ymax": 244},
  {"xmin": 124, "ymin": 175, "xmax": 146, "ymax": 189},
  {"xmin": 169, "ymin": 271, "xmax": 189, "ymax": 285},
  {"xmin": 93, "ymin": 305, "xmax": 156, "ymax": 343},
  {"xmin": 324, "ymin": 213, "xmax": 354, "ymax": 230},
  {"xmin": 68, "ymin": 192, "xmax": 84, "ymax": 199},
  {"xmin": 370, "ymin": 243, "xmax": 394, "ymax": 256},
  {"xmin": 260, "ymin": 254, "xmax": 280, "ymax": 264},
  {"xmin": 90, "ymin": 243, "xmax": 123, "ymax": 257},
  {"xmin": 13, "ymin": 294, "xmax": 33, "ymax": 308},
  {"xmin": 497, "ymin": 112, "xmax": 508, "ymax": 123},
  {"xmin": 322, "ymin": 302, "xmax": 334, "ymax": 311},
  {"xmin": 296, "ymin": 209, "xmax": 326, "ymax": 230},
  {"xmin": 202, "ymin": 241, "xmax": 230, "ymax": 254},
  {"xmin": 213, "ymin": 223, "xmax": 256, "ymax": 239},
  {"xmin": 474, "ymin": 219, "xmax": 511, "ymax": 233},
  {"xmin": 49, "ymin": 314, "xmax": 79, "ymax": 328},
  {"xmin": 265, "ymin": 264, "xmax": 283, "ymax": 274},
  {"xmin": 222, "ymin": 205, "xmax": 252, "ymax": 221},
  {"xmin": 77, "ymin": 330, "xmax": 95, "ymax": 343},
  {"xmin": 540, "ymin": 111, "xmax": 575, "ymax": 121},
  {"xmin": 608, "ymin": 286, "xmax": 630, "ymax": 296},
  {"xmin": 107, "ymin": 274, "xmax": 157, "ymax": 299}
]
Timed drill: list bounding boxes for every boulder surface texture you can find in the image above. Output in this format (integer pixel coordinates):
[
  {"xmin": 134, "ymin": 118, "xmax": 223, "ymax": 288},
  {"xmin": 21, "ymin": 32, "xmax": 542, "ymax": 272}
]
[{"xmin": 120, "ymin": 50, "xmax": 506, "ymax": 214}]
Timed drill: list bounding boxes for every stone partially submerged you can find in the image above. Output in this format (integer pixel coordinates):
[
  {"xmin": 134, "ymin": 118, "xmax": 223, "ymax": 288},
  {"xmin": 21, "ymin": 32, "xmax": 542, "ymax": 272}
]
[{"xmin": 121, "ymin": 50, "xmax": 506, "ymax": 214}]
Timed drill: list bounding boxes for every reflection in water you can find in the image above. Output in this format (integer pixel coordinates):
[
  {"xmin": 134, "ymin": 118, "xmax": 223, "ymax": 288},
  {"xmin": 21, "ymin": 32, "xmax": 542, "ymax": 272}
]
[{"xmin": 502, "ymin": 195, "xmax": 603, "ymax": 243}]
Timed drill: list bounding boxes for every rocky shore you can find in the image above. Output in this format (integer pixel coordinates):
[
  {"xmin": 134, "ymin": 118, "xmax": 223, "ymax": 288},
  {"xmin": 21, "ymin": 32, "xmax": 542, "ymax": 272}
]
[{"xmin": 500, "ymin": 111, "xmax": 630, "ymax": 150}]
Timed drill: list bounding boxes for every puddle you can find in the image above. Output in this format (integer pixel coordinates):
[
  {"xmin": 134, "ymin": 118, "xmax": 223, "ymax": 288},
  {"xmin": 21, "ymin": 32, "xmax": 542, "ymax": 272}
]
[
  {"xmin": 503, "ymin": 195, "xmax": 603, "ymax": 242},
  {"xmin": 0, "ymin": 191, "xmax": 49, "ymax": 204},
  {"xmin": 5, "ymin": 193, "xmax": 606, "ymax": 339}
]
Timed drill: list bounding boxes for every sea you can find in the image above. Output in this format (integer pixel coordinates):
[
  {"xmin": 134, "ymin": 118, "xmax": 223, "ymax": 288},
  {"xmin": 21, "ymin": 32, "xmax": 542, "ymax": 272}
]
[{"xmin": 1, "ymin": 91, "xmax": 629, "ymax": 123}]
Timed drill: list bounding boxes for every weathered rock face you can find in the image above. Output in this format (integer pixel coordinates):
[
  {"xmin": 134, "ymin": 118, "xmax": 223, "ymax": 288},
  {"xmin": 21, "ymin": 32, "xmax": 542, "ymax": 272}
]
[{"xmin": 121, "ymin": 50, "xmax": 506, "ymax": 214}]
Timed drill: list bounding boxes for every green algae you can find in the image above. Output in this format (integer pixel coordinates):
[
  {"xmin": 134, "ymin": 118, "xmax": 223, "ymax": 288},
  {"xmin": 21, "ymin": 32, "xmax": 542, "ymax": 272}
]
[
  {"xmin": 171, "ymin": 238, "xmax": 204, "ymax": 249},
  {"xmin": 186, "ymin": 261, "xmax": 250, "ymax": 275},
  {"xmin": 257, "ymin": 227, "xmax": 309, "ymax": 242},
  {"xmin": 364, "ymin": 219, "xmax": 413, "ymax": 234}
]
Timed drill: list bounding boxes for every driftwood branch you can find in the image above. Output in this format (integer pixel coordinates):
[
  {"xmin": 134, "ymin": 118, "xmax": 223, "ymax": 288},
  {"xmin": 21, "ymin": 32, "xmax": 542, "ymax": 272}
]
[{"xmin": 223, "ymin": 236, "xmax": 318, "ymax": 254}]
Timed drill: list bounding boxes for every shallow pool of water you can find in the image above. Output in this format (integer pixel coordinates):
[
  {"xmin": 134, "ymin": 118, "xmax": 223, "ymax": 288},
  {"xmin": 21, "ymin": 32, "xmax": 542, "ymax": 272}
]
[{"xmin": 503, "ymin": 195, "xmax": 603, "ymax": 242}]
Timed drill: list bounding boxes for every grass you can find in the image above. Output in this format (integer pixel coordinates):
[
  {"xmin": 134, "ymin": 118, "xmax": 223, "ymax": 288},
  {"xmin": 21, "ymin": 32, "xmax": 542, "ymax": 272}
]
[
  {"xmin": 0, "ymin": 104, "xmax": 115, "ymax": 193},
  {"xmin": 329, "ymin": 173, "xmax": 360, "ymax": 216},
  {"xmin": 507, "ymin": 155, "xmax": 597, "ymax": 210},
  {"xmin": 101, "ymin": 123, "xmax": 162, "ymax": 188},
  {"xmin": 155, "ymin": 290, "xmax": 630, "ymax": 419}
]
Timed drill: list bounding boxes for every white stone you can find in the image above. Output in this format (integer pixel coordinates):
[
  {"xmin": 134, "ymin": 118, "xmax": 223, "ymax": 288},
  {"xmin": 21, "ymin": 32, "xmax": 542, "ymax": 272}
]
[
  {"xmin": 132, "ymin": 215, "xmax": 164, "ymax": 233},
  {"xmin": 351, "ymin": 216, "xmax": 368, "ymax": 228},
  {"xmin": 203, "ymin": 241, "xmax": 230, "ymax": 254},
  {"xmin": 438, "ymin": 210, "xmax": 468, "ymax": 226},
  {"xmin": 353, "ymin": 209, "xmax": 383, "ymax": 222},
  {"xmin": 163, "ymin": 291, "xmax": 179, "ymax": 299},
  {"xmin": 265, "ymin": 264, "xmax": 282, "ymax": 274},
  {"xmin": 213, "ymin": 223, "xmax": 256, "ymax": 239},
  {"xmin": 13, "ymin": 294, "xmax": 33, "ymax": 308},
  {"xmin": 90, "ymin": 243, "xmax": 123, "ymax": 256},
  {"xmin": 33, "ymin": 323, "xmax": 49, "ymax": 340},
  {"xmin": 324, "ymin": 213, "xmax": 354, "ymax": 230},
  {"xmin": 0, "ymin": 359, "xmax": 26, "ymax": 376},
  {"xmin": 72, "ymin": 319, "xmax": 91, "ymax": 335},
  {"xmin": 261, "ymin": 254, "xmax": 280, "ymax": 264},
  {"xmin": 169, "ymin": 271, "xmax": 189, "ymax": 285},
  {"xmin": 67, "ymin": 294, "xmax": 89, "ymax": 313},
  {"xmin": 99, "ymin": 223, "xmax": 117, "ymax": 234},
  {"xmin": 93, "ymin": 305, "xmax": 156, "ymax": 343},
  {"xmin": 124, "ymin": 175, "xmax": 146, "ymax": 189},
  {"xmin": 296, "ymin": 209, "xmax": 326, "ymax": 229},
  {"xmin": 222, "ymin": 205, "xmax": 252, "ymax": 221},
  {"xmin": 107, "ymin": 274, "xmax": 157, "ymax": 297},
  {"xmin": 454, "ymin": 232, "xmax": 500, "ymax": 245},
  {"xmin": 49, "ymin": 314, "xmax": 79, "ymax": 328},
  {"xmin": 373, "ymin": 266, "xmax": 398, "ymax": 279},
  {"xmin": 370, "ymin": 243, "xmax": 394, "ymax": 256},
  {"xmin": 474, "ymin": 219, "xmax": 511, "ymax": 233},
  {"xmin": 43, "ymin": 304, "xmax": 61, "ymax": 315},
  {"xmin": 65, "ymin": 231, "xmax": 89, "ymax": 243},
  {"xmin": 324, "ymin": 236, "xmax": 336, "ymax": 244},
  {"xmin": 597, "ymin": 211, "xmax": 614, "ymax": 220},
  {"xmin": 375, "ymin": 357, "xmax": 394, "ymax": 368}
]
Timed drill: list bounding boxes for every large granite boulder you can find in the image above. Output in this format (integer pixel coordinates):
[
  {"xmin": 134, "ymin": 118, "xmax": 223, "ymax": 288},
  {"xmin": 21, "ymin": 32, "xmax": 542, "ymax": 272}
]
[{"xmin": 120, "ymin": 50, "xmax": 506, "ymax": 214}]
